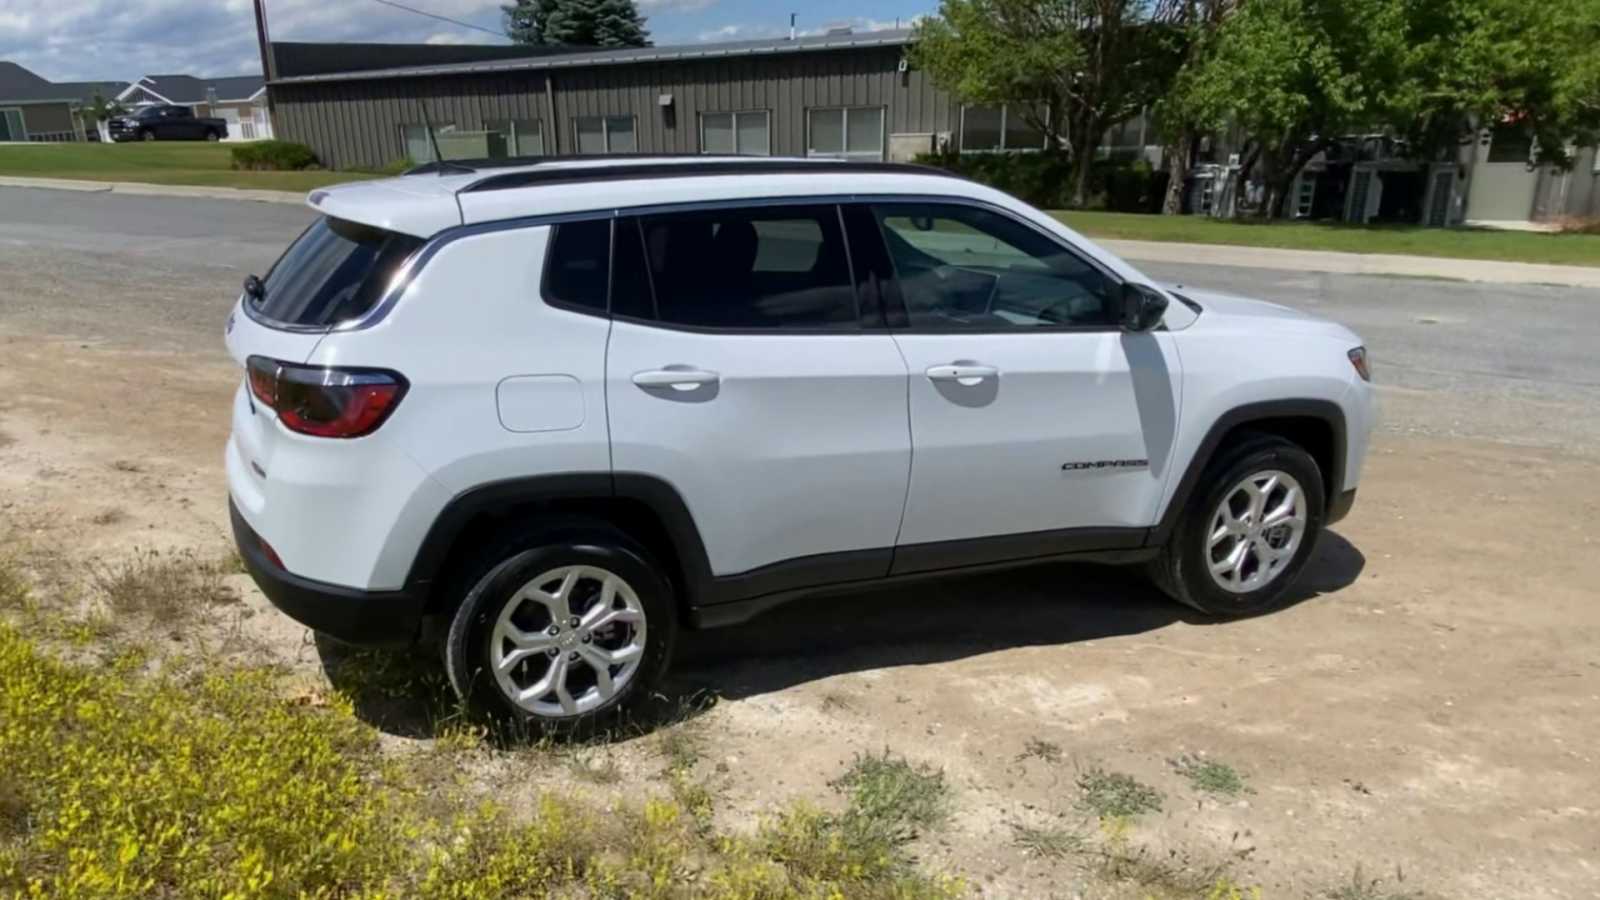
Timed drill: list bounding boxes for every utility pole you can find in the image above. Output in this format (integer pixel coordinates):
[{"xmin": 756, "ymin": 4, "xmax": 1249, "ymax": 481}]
[{"xmin": 254, "ymin": 0, "xmax": 276, "ymax": 82}]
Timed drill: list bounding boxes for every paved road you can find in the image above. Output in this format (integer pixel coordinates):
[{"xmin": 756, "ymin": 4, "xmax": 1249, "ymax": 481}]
[{"xmin": 3, "ymin": 186, "xmax": 1597, "ymax": 453}]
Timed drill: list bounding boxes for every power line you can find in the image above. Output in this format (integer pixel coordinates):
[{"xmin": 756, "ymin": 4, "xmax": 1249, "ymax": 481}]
[{"xmin": 366, "ymin": 0, "xmax": 505, "ymax": 37}]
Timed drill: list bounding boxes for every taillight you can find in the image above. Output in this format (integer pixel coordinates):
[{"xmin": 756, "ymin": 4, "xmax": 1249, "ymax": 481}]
[
  {"xmin": 245, "ymin": 356, "xmax": 407, "ymax": 438},
  {"xmin": 1347, "ymin": 346, "xmax": 1372, "ymax": 382}
]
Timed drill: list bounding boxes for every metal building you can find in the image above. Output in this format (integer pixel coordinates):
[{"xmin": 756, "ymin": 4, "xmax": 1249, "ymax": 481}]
[{"xmin": 267, "ymin": 30, "xmax": 972, "ymax": 171}]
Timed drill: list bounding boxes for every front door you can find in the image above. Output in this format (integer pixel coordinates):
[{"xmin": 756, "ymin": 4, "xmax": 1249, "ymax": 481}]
[
  {"xmin": 856, "ymin": 200, "xmax": 1181, "ymax": 573},
  {"xmin": 604, "ymin": 202, "xmax": 911, "ymax": 588}
]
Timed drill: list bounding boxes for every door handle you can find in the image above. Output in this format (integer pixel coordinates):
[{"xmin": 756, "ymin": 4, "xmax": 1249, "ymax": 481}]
[
  {"xmin": 925, "ymin": 363, "xmax": 998, "ymax": 386},
  {"xmin": 632, "ymin": 367, "xmax": 720, "ymax": 391}
]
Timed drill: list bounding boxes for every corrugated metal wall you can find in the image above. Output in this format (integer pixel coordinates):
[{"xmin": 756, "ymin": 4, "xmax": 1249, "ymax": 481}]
[{"xmin": 270, "ymin": 46, "xmax": 959, "ymax": 170}]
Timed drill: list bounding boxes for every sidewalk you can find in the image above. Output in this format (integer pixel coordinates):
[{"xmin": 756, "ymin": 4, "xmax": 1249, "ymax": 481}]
[
  {"xmin": 1103, "ymin": 239, "xmax": 1600, "ymax": 289},
  {"xmin": 0, "ymin": 175, "xmax": 305, "ymax": 206},
  {"xmin": 3, "ymin": 174, "xmax": 1596, "ymax": 288}
]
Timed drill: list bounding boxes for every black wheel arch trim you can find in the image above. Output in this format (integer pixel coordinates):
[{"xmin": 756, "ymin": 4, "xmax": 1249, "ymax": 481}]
[{"xmin": 1149, "ymin": 398, "xmax": 1347, "ymax": 546}]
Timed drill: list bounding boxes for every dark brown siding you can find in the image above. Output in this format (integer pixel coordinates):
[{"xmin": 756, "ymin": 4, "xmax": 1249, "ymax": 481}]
[
  {"xmin": 19, "ymin": 103, "xmax": 74, "ymax": 137},
  {"xmin": 270, "ymin": 46, "xmax": 957, "ymax": 170}
]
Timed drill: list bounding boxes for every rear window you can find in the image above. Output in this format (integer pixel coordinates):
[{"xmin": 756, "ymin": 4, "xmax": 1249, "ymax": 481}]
[{"xmin": 252, "ymin": 217, "xmax": 423, "ymax": 328}]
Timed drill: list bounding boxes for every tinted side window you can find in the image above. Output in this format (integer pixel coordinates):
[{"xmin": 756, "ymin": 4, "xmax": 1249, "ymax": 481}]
[
  {"xmin": 872, "ymin": 203, "xmax": 1117, "ymax": 329},
  {"xmin": 612, "ymin": 217, "xmax": 655, "ymax": 321},
  {"xmin": 255, "ymin": 217, "xmax": 423, "ymax": 328},
  {"xmin": 543, "ymin": 219, "xmax": 610, "ymax": 313},
  {"xmin": 637, "ymin": 205, "xmax": 856, "ymax": 329}
]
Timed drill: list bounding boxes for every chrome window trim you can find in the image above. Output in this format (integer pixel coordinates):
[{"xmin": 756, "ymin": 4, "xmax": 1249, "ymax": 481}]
[{"xmin": 255, "ymin": 193, "xmax": 1129, "ymax": 334}]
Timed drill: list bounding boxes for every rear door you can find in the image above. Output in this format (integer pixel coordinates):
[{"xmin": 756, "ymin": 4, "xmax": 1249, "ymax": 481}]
[
  {"xmin": 855, "ymin": 200, "xmax": 1181, "ymax": 572},
  {"xmin": 604, "ymin": 202, "xmax": 911, "ymax": 587}
]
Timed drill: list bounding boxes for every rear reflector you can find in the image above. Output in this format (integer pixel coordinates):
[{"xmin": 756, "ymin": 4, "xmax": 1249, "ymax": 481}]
[{"xmin": 246, "ymin": 356, "xmax": 407, "ymax": 439}]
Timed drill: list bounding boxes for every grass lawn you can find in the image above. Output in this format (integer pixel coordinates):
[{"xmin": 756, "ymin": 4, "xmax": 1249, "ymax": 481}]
[
  {"xmin": 0, "ymin": 142, "xmax": 380, "ymax": 193},
  {"xmin": 1055, "ymin": 210, "xmax": 1600, "ymax": 268}
]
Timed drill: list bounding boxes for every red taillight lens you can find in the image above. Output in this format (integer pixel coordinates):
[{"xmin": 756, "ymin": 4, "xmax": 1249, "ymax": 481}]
[
  {"xmin": 245, "ymin": 356, "xmax": 407, "ymax": 439},
  {"xmin": 1348, "ymin": 346, "xmax": 1372, "ymax": 382}
]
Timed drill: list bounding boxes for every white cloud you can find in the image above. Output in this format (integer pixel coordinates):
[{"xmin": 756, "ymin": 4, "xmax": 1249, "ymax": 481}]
[
  {"xmin": 0, "ymin": 0, "xmax": 507, "ymax": 81},
  {"xmin": 638, "ymin": 0, "xmax": 717, "ymax": 11},
  {"xmin": 696, "ymin": 15, "xmax": 920, "ymax": 44}
]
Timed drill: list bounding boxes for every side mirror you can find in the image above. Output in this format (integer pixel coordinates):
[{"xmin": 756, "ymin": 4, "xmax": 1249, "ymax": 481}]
[{"xmin": 1119, "ymin": 283, "xmax": 1169, "ymax": 332}]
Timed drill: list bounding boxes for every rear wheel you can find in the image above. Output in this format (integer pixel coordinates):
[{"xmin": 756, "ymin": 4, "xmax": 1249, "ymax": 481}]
[
  {"xmin": 1148, "ymin": 435, "xmax": 1325, "ymax": 617},
  {"xmin": 442, "ymin": 522, "xmax": 675, "ymax": 735},
  {"xmin": 206, "ymin": 130, "xmax": 220, "ymax": 142}
]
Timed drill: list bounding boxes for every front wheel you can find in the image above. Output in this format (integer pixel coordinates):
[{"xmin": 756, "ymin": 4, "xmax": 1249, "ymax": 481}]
[
  {"xmin": 140, "ymin": 130, "xmax": 155, "ymax": 142},
  {"xmin": 1148, "ymin": 434, "xmax": 1326, "ymax": 617},
  {"xmin": 442, "ymin": 522, "xmax": 676, "ymax": 734}
]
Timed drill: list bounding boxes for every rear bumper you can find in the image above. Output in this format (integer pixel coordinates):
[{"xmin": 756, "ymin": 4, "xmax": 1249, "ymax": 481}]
[{"xmin": 230, "ymin": 499, "xmax": 425, "ymax": 646}]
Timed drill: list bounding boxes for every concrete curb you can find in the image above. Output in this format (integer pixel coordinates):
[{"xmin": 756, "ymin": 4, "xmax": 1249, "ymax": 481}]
[
  {"xmin": 1102, "ymin": 239, "xmax": 1600, "ymax": 289},
  {"xmin": 0, "ymin": 175, "xmax": 306, "ymax": 205},
  {"xmin": 2, "ymin": 174, "xmax": 1595, "ymax": 287}
]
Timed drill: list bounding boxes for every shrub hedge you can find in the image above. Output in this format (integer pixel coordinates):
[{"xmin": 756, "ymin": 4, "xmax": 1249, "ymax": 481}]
[
  {"xmin": 915, "ymin": 150, "xmax": 1170, "ymax": 213},
  {"xmin": 229, "ymin": 140, "xmax": 319, "ymax": 172}
]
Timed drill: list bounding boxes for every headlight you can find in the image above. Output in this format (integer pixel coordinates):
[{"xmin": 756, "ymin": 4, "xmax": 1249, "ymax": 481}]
[{"xmin": 1348, "ymin": 346, "xmax": 1372, "ymax": 382}]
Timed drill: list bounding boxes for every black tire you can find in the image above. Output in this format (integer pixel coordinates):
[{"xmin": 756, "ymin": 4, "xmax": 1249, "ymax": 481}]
[
  {"xmin": 140, "ymin": 129, "xmax": 155, "ymax": 142},
  {"xmin": 1148, "ymin": 433, "xmax": 1326, "ymax": 618},
  {"xmin": 441, "ymin": 519, "xmax": 676, "ymax": 736}
]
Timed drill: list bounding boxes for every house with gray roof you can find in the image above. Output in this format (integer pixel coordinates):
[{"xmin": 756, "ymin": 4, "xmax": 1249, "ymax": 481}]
[
  {"xmin": 118, "ymin": 73, "xmax": 272, "ymax": 141},
  {"xmin": 0, "ymin": 61, "xmax": 91, "ymax": 142}
]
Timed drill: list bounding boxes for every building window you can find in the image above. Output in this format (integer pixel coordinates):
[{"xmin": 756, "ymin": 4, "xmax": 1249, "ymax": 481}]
[
  {"xmin": 701, "ymin": 111, "xmax": 770, "ymax": 156},
  {"xmin": 485, "ymin": 119, "xmax": 544, "ymax": 157},
  {"xmin": 401, "ymin": 123, "xmax": 459, "ymax": 163},
  {"xmin": 807, "ymin": 107, "xmax": 884, "ymax": 160},
  {"xmin": 575, "ymin": 115, "xmax": 637, "ymax": 154},
  {"xmin": 960, "ymin": 104, "xmax": 1048, "ymax": 153},
  {"xmin": 1485, "ymin": 123, "xmax": 1532, "ymax": 164},
  {"xmin": 0, "ymin": 108, "xmax": 27, "ymax": 142}
]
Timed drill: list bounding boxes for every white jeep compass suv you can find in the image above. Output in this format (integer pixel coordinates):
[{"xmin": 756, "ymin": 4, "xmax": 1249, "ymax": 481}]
[{"xmin": 226, "ymin": 156, "xmax": 1375, "ymax": 730}]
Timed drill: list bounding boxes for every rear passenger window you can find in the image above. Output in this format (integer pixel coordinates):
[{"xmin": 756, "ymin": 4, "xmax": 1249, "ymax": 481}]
[
  {"xmin": 543, "ymin": 219, "xmax": 610, "ymax": 313},
  {"xmin": 254, "ymin": 216, "xmax": 423, "ymax": 328},
  {"xmin": 634, "ymin": 205, "xmax": 856, "ymax": 329}
]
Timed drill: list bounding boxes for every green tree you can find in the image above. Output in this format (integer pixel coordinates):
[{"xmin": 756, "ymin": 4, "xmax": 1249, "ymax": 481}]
[
  {"xmin": 1150, "ymin": 0, "xmax": 1237, "ymax": 214},
  {"xmin": 503, "ymin": 0, "xmax": 650, "ymax": 48},
  {"xmin": 79, "ymin": 91, "xmax": 127, "ymax": 127},
  {"xmin": 1165, "ymin": 0, "xmax": 1404, "ymax": 217},
  {"xmin": 912, "ymin": 0, "xmax": 1181, "ymax": 208}
]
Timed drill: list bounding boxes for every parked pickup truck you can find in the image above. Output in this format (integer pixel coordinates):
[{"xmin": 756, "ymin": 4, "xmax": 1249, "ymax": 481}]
[{"xmin": 108, "ymin": 105, "xmax": 228, "ymax": 142}]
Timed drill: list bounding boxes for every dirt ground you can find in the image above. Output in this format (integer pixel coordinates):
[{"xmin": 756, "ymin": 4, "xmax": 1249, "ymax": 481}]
[{"xmin": 2, "ymin": 316, "xmax": 1597, "ymax": 899}]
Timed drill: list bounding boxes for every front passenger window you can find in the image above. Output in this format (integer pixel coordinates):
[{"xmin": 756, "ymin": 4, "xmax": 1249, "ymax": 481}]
[{"xmin": 872, "ymin": 203, "xmax": 1118, "ymax": 329}]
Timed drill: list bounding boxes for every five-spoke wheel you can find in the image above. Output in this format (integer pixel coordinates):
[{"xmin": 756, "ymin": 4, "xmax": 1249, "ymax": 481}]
[{"xmin": 443, "ymin": 522, "xmax": 675, "ymax": 732}]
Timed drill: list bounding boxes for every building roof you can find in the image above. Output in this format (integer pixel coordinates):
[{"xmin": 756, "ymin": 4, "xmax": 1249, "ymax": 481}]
[
  {"xmin": 53, "ymin": 81, "xmax": 130, "ymax": 105},
  {"xmin": 271, "ymin": 29, "xmax": 914, "ymax": 86},
  {"xmin": 0, "ymin": 61, "xmax": 83, "ymax": 103},
  {"xmin": 124, "ymin": 73, "xmax": 265, "ymax": 104},
  {"xmin": 270, "ymin": 41, "xmax": 576, "ymax": 80}
]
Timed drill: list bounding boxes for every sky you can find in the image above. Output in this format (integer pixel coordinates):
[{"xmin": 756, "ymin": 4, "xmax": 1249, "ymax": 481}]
[{"xmin": 0, "ymin": 0, "xmax": 935, "ymax": 83}]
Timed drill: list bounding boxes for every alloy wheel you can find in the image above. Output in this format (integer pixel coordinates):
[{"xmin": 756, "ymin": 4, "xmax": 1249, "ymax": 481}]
[
  {"xmin": 1206, "ymin": 469, "xmax": 1307, "ymax": 593},
  {"xmin": 488, "ymin": 565, "xmax": 647, "ymax": 717}
]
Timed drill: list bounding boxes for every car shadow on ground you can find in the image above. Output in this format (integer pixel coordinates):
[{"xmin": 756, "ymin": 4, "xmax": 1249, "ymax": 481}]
[
  {"xmin": 666, "ymin": 529, "xmax": 1366, "ymax": 701},
  {"xmin": 317, "ymin": 531, "xmax": 1364, "ymax": 741}
]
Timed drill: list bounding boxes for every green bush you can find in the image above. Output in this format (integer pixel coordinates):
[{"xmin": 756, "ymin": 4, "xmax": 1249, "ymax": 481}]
[
  {"xmin": 229, "ymin": 140, "xmax": 318, "ymax": 172},
  {"xmin": 916, "ymin": 149, "xmax": 1075, "ymax": 208},
  {"xmin": 915, "ymin": 151, "xmax": 1169, "ymax": 213}
]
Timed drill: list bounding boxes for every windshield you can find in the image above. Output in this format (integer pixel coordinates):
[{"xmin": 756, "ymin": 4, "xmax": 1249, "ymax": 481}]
[{"xmin": 250, "ymin": 217, "xmax": 424, "ymax": 329}]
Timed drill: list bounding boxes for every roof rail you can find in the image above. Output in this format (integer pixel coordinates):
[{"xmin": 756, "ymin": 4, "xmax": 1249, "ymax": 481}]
[
  {"xmin": 403, "ymin": 152, "xmax": 720, "ymax": 176},
  {"xmin": 458, "ymin": 159, "xmax": 963, "ymax": 193}
]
